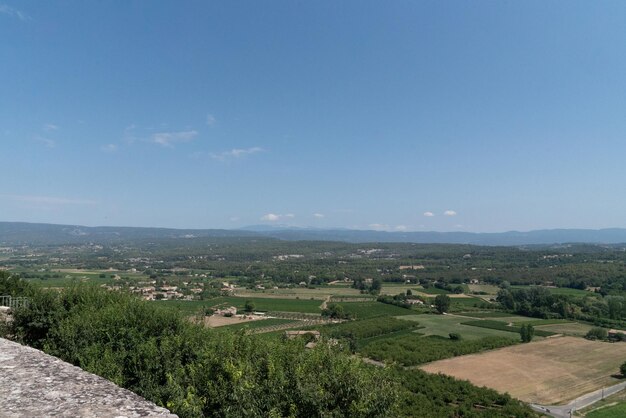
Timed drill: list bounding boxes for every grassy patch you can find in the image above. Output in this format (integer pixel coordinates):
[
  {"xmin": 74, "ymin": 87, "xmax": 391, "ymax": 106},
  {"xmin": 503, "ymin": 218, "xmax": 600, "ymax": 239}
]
[
  {"xmin": 398, "ymin": 314, "xmax": 517, "ymax": 340},
  {"xmin": 534, "ymin": 321, "xmax": 595, "ymax": 337},
  {"xmin": 220, "ymin": 318, "xmax": 296, "ymax": 331},
  {"xmin": 458, "ymin": 311, "xmax": 516, "ymax": 318},
  {"xmin": 335, "ymin": 301, "xmax": 413, "ymax": 319},
  {"xmin": 418, "ymin": 286, "xmax": 451, "ymax": 295},
  {"xmin": 587, "ymin": 401, "xmax": 626, "ymax": 418},
  {"xmin": 461, "ymin": 320, "xmax": 556, "ymax": 337},
  {"xmin": 154, "ymin": 297, "xmax": 323, "ymax": 314},
  {"xmin": 510, "ymin": 285, "xmax": 596, "ymax": 297}
]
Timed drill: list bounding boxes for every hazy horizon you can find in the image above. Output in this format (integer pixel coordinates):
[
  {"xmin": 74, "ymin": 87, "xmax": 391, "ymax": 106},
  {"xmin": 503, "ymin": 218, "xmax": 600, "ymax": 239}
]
[{"xmin": 2, "ymin": 1, "xmax": 626, "ymax": 232}]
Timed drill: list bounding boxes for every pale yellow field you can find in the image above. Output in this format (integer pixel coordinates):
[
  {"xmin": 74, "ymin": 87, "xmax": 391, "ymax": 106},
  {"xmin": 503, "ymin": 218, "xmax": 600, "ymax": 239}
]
[{"xmin": 421, "ymin": 337, "xmax": 626, "ymax": 405}]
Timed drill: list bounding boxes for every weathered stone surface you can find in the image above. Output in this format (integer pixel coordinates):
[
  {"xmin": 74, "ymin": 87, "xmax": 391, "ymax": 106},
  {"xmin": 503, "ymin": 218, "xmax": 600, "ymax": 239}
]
[{"xmin": 0, "ymin": 338, "xmax": 178, "ymax": 418}]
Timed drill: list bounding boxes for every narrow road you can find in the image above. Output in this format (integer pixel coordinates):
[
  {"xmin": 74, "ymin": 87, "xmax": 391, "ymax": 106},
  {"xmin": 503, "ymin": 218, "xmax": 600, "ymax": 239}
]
[
  {"xmin": 530, "ymin": 381, "xmax": 626, "ymax": 417},
  {"xmin": 320, "ymin": 295, "xmax": 330, "ymax": 310}
]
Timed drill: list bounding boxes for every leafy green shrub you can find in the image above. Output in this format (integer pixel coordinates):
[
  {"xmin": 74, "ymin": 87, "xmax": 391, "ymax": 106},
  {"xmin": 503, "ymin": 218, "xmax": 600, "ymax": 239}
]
[
  {"xmin": 585, "ymin": 327, "xmax": 609, "ymax": 340},
  {"xmin": 9, "ymin": 285, "xmax": 399, "ymax": 417}
]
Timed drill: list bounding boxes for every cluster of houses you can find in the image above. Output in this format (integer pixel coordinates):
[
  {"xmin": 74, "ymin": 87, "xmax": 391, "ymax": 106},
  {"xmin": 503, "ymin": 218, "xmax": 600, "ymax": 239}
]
[{"xmin": 101, "ymin": 280, "xmax": 203, "ymax": 301}]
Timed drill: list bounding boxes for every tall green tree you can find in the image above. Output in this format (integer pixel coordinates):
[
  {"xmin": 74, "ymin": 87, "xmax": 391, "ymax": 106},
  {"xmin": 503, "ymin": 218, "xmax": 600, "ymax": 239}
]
[
  {"xmin": 434, "ymin": 294, "xmax": 451, "ymax": 314},
  {"xmin": 520, "ymin": 324, "xmax": 534, "ymax": 343}
]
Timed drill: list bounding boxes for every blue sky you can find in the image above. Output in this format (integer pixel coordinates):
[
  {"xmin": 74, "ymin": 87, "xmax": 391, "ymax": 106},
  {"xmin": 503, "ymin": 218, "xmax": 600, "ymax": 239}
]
[{"xmin": 1, "ymin": 1, "xmax": 626, "ymax": 232}]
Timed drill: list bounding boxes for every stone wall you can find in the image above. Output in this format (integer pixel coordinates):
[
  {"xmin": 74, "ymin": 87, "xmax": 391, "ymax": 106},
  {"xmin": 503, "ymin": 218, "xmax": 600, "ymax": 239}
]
[{"xmin": 0, "ymin": 338, "xmax": 178, "ymax": 418}]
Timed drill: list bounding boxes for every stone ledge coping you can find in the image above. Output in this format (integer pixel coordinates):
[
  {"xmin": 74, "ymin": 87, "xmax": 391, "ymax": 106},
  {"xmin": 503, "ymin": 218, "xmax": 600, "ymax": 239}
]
[{"xmin": 0, "ymin": 338, "xmax": 178, "ymax": 418}]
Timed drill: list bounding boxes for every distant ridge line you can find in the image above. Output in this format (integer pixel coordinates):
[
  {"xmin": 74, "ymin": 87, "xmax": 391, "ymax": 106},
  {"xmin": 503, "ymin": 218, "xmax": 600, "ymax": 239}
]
[{"xmin": 1, "ymin": 221, "xmax": 626, "ymax": 246}]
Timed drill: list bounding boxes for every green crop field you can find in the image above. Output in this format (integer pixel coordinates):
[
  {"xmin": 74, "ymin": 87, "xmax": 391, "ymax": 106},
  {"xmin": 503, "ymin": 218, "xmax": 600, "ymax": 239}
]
[
  {"xmin": 459, "ymin": 311, "xmax": 517, "ymax": 318},
  {"xmin": 461, "ymin": 320, "xmax": 556, "ymax": 337},
  {"xmin": 361, "ymin": 334, "xmax": 517, "ymax": 366},
  {"xmin": 380, "ymin": 284, "xmax": 421, "ymax": 295},
  {"xmin": 534, "ymin": 321, "xmax": 595, "ymax": 337},
  {"xmin": 448, "ymin": 296, "xmax": 490, "ymax": 307},
  {"xmin": 586, "ymin": 402, "xmax": 626, "ymax": 418},
  {"xmin": 418, "ymin": 286, "xmax": 451, "ymax": 295},
  {"xmin": 510, "ymin": 318, "xmax": 572, "ymax": 326},
  {"xmin": 154, "ymin": 296, "xmax": 323, "ymax": 314},
  {"xmin": 398, "ymin": 314, "xmax": 517, "ymax": 340},
  {"xmin": 336, "ymin": 301, "xmax": 414, "ymax": 319},
  {"xmin": 319, "ymin": 316, "xmax": 420, "ymax": 340},
  {"xmin": 208, "ymin": 296, "xmax": 323, "ymax": 313},
  {"xmin": 235, "ymin": 286, "xmax": 362, "ymax": 299},
  {"xmin": 153, "ymin": 300, "xmax": 215, "ymax": 315},
  {"xmin": 467, "ymin": 284, "xmax": 500, "ymax": 294},
  {"xmin": 220, "ymin": 318, "xmax": 297, "ymax": 331},
  {"xmin": 510, "ymin": 285, "xmax": 596, "ymax": 297}
]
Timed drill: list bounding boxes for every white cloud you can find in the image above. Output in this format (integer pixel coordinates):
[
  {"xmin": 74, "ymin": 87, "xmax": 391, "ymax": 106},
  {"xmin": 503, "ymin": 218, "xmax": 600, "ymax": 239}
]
[
  {"xmin": 43, "ymin": 123, "xmax": 59, "ymax": 132},
  {"xmin": 260, "ymin": 213, "xmax": 295, "ymax": 222},
  {"xmin": 152, "ymin": 130, "xmax": 198, "ymax": 147},
  {"xmin": 261, "ymin": 213, "xmax": 281, "ymax": 221},
  {"xmin": 0, "ymin": 4, "xmax": 29, "ymax": 21},
  {"xmin": 423, "ymin": 211, "xmax": 435, "ymax": 217},
  {"xmin": 313, "ymin": 213, "xmax": 325, "ymax": 219},
  {"xmin": 101, "ymin": 144, "xmax": 118, "ymax": 152},
  {"xmin": 369, "ymin": 223, "xmax": 390, "ymax": 230},
  {"xmin": 444, "ymin": 210, "xmax": 457, "ymax": 216},
  {"xmin": 395, "ymin": 225, "xmax": 408, "ymax": 231},
  {"xmin": 0, "ymin": 194, "xmax": 96, "ymax": 206},
  {"xmin": 229, "ymin": 216, "xmax": 240, "ymax": 222},
  {"xmin": 35, "ymin": 136, "xmax": 55, "ymax": 148},
  {"xmin": 210, "ymin": 147, "xmax": 263, "ymax": 161},
  {"xmin": 206, "ymin": 114, "xmax": 216, "ymax": 126}
]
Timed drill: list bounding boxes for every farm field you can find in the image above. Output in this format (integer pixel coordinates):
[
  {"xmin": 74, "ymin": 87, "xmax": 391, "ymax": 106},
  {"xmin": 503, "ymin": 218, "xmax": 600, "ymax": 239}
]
[
  {"xmin": 511, "ymin": 285, "xmax": 596, "ymax": 297},
  {"xmin": 421, "ymin": 336, "xmax": 626, "ymax": 405},
  {"xmin": 399, "ymin": 314, "xmax": 517, "ymax": 340},
  {"xmin": 235, "ymin": 286, "xmax": 362, "ymax": 299},
  {"xmin": 467, "ymin": 284, "xmax": 500, "ymax": 294},
  {"xmin": 586, "ymin": 401, "xmax": 626, "ymax": 418},
  {"xmin": 209, "ymin": 296, "xmax": 323, "ymax": 313},
  {"xmin": 380, "ymin": 284, "xmax": 421, "ymax": 295},
  {"xmin": 535, "ymin": 321, "xmax": 595, "ymax": 337},
  {"xmin": 219, "ymin": 318, "xmax": 296, "ymax": 331},
  {"xmin": 361, "ymin": 333, "xmax": 516, "ymax": 366},
  {"xmin": 581, "ymin": 390, "xmax": 626, "ymax": 417},
  {"xmin": 460, "ymin": 319, "xmax": 556, "ymax": 337},
  {"xmin": 154, "ymin": 296, "xmax": 323, "ymax": 314},
  {"xmin": 336, "ymin": 301, "xmax": 414, "ymax": 319}
]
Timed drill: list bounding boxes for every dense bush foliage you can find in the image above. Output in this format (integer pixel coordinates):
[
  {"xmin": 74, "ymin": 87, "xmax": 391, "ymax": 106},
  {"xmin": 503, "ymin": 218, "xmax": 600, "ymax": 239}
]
[
  {"xmin": 585, "ymin": 327, "xmax": 609, "ymax": 341},
  {"xmin": 5, "ymin": 282, "xmax": 398, "ymax": 417},
  {"xmin": 1, "ymin": 266, "xmax": 539, "ymax": 417},
  {"xmin": 497, "ymin": 286, "xmax": 626, "ymax": 329},
  {"xmin": 395, "ymin": 369, "xmax": 536, "ymax": 417},
  {"xmin": 360, "ymin": 334, "xmax": 517, "ymax": 367},
  {"xmin": 0, "ymin": 271, "xmax": 34, "ymax": 296}
]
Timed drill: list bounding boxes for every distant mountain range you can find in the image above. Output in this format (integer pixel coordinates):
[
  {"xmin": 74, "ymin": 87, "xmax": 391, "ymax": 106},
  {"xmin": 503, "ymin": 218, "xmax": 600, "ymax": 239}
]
[{"xmin": 2, "ymin": 221, "xmax": 626, "ymax": 246}]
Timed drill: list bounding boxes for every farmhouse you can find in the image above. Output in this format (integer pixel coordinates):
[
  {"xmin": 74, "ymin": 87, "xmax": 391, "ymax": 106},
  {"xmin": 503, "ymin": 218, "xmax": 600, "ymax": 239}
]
[
  {"xmin": 284, "ymin": 330, "xmax": 321, "ymax": 340},
  {"xmin": 216, "ymin": 306, "xmax": 237, "ymax": 316}
]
